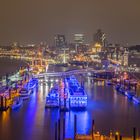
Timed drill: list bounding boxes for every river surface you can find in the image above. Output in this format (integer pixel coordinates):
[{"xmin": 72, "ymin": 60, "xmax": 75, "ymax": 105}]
[
  {"xmin": 0, "ymin": 59, "xmax": 140, "ymax": 140},
  {"xmin": 0, "ymin": 57, "xmax": 27, "ymax": 77}
]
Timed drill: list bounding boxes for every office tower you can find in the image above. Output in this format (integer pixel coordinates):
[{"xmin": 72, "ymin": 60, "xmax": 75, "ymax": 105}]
[
  {"xmin": 93, "ymin": 29, "xmax": 106, "ymax": 47},
  {"xmin": 74, "ymin": 34, "xmax": 84, "ymax": 44},
  {"xmin": 54, "ymin": 34, "xmax": 66, "ymax": 47}
]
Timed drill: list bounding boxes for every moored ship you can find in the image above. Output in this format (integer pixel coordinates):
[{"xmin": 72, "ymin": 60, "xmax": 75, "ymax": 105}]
[
  {"xmin": 45, "ymin": 75, "xmax": 88, "ymax": 109},
  {"xmin": 46, "ymin": 86, "xmax": 60, "ymax": 108},
  {"xmin": 66, "ymin": 76, "xmax": 87, "ymax": 108}
]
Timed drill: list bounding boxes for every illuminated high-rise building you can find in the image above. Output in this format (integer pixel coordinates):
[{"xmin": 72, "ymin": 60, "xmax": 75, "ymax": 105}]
[
  {"xmin": 54, "ymin": 34, "xmax": 66, "ymax": 47},
  {"xmin": 74, "ymin": 34, "xmax": 84, "ymax": 44},
  {"xmin": 93, "ymin": 29, "xmax": 107, "ymax": 47},
  {"xmin": 74, "ymin": 34, "xmax": 85, "ymax": 53}
]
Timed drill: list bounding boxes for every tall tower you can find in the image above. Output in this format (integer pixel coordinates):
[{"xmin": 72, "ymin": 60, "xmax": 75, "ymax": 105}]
[
  {"xmin": 93, "ymin": 29, "xmax": 107, "ymax": 47},
  {"xmin": 74, "ymin": 34, "xmax": 84, "ymax": 52},
  {"xmin": 54, "ymin": 34, "xmax": 69, "ymax": 63},
  {"xmin": 74, "ymin": 34, "xmax": 84, "ymax": 44},
  {"xmin": 123, "ymin": 49, "xmax": 129, "ymax": 66},
  {"xmin": 54, "ymin": 34, "xmax": 66, "ymax": 48}
]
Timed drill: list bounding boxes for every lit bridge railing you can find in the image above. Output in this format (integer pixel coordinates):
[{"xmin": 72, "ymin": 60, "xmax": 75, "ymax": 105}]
[{"xmin": 33, "ymin": 68, "xmax": 107, "ymax": 78}]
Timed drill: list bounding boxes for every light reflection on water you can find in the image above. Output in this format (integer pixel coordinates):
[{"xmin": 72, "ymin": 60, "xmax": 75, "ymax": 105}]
[
  {"xmin": 0, "ymin": 64, "xmax": 140, "ymax": 139},
  {"xmin": 0, "ymin": 77, "xmax": 140, "ymax": 140},
  {"xmin": 38, "ymin": 78, "xmax": 140, "ymax": 138}
]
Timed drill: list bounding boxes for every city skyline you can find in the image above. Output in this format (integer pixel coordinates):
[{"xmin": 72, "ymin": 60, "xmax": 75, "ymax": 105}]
[
  {"xmin": 0, "ymin": 0, "xmax": 140, "ymax": 45},
  {"xmin": 1, "ymin": 1, "xmax": 140, "ymax": 139}
]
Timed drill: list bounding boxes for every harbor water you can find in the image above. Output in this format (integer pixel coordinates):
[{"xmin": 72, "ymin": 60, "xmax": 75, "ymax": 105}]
[
  {"xmin": 0, "ymin": 57, "xmax": 27, "ymax": 77},
  {"xmin": 0, "ymin": 58, "xmax": 140, "ymax": 140}
]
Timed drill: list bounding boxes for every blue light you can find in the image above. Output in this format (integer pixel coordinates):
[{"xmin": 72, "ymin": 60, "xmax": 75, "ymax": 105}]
[{"xmin": 46, "ymin": 75, "xmax": 87, "ymax": 108}]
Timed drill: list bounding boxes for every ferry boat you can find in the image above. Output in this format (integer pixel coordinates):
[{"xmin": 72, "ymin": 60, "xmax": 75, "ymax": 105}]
[
  {"xmin": 67, "ymin": 76, "xmax": 88, "ymax": 108},
  {"xmin": 69, "ymin": 87, "xmax": 87, "ymax": 108},
  {"xmin": 45, "ymin": 76, "xmax": 88, "ymax": 109},
  {"xmin": 45, "ymin": 87, "xmax": 59, "ymax": 108}
]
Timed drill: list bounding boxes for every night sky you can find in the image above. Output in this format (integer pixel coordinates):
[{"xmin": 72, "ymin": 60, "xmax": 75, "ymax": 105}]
[{"xmin": 0, "ymin": 0, "xmax": 140, "ymax": 45}]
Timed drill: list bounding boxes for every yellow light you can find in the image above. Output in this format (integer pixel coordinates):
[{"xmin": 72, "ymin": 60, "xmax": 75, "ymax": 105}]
[
  {"xmin": 95, "ymin": 43, "xmax": 102, "ymax": 48},
  {"xmin": 115, "ymin": 132, "xmax": 119, "ymax": 135}
]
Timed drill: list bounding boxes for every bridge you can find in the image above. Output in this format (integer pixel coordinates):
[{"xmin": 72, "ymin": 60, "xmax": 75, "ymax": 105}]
[{"xmin": 33, "ymin": 68, "xmax": 113, "ymax": 79}]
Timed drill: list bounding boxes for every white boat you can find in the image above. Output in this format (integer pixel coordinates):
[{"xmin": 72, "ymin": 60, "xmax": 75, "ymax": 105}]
[{"xmin": 11, "ymin": 99, "xmax": 23, "ymax": 109}]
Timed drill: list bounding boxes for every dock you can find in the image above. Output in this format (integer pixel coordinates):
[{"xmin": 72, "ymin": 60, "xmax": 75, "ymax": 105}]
[{"xmin": 54, "ymin": 114, "xmax": 140, "ymax": 140}]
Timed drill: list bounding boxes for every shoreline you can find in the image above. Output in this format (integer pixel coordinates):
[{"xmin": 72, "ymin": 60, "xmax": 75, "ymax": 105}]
[{"xmin": 0, "ymin": 57, "xmax": 28, "ymax": 78}]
